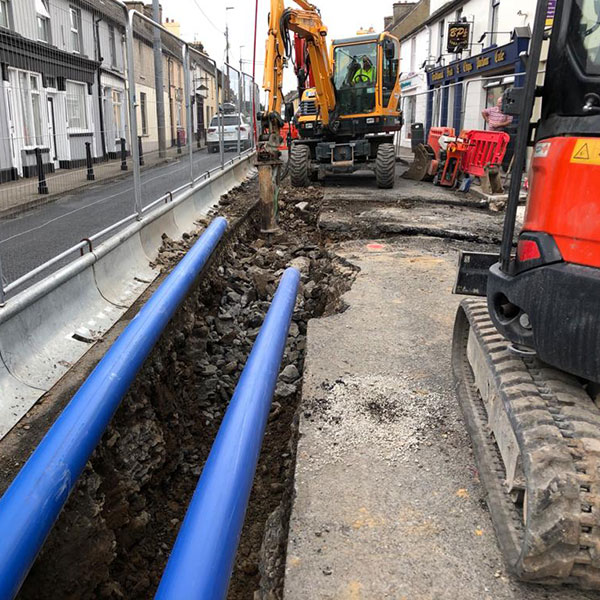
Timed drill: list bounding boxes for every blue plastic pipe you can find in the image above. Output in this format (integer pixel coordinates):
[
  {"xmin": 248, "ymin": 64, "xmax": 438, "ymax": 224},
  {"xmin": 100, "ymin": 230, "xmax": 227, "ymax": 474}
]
[
  {"xmin": 0, "ymin": 217, "xmax": 228, "ymax": 599},
  {"xmin": 155, "ymin": 267, "xmax": 300, "ymax": 600}
]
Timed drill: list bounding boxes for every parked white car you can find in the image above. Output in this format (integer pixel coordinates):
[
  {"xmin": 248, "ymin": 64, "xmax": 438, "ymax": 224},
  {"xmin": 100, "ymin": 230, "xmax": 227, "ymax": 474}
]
[{"xmin": 207, "ymin": 114, "xmax": 252, "ymax": 153}]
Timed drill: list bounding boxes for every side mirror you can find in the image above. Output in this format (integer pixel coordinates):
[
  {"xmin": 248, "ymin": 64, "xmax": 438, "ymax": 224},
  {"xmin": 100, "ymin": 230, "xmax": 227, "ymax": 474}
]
[
  {"xmin": 385, "ymin": 39, "xmax": 396, "ymax": 60},
  {"xmin": 285, "ymin": 101, "xmax": 295, "ymax": 123}
]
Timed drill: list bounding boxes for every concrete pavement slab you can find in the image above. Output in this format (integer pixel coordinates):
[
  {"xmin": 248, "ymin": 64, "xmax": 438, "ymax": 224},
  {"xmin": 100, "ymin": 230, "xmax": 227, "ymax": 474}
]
[{"xmin": 284, "ymin": 238, "xmax": 595, "ymax": 600}]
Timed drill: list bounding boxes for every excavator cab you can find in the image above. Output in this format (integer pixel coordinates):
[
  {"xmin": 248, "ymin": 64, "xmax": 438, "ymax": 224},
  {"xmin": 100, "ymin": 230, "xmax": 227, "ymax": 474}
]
[{"xmin": 292, "ymin": 32, "xmax": 403, "ymax": 188}]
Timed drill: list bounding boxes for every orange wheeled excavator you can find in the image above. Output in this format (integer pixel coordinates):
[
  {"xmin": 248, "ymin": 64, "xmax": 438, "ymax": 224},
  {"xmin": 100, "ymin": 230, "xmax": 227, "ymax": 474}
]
[
  {"xmin": 258, "ymin": 0, "xmax": 403, "ymax": 191},
  {"xmin": 452, "ymin": 0, "xmax": 600, "ymax": 588}
]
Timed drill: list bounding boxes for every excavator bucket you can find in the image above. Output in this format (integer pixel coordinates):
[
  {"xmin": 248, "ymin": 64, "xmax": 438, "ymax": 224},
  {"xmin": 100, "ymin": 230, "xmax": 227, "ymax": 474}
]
[{"xmin": 404, "ymin": 144, "xmax": 436, "ymax": 181}]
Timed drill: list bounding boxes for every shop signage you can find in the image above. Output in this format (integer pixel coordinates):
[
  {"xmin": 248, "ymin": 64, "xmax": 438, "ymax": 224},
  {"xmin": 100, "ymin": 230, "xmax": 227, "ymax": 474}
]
[
  {"xmin": 426, "ymin": 37, "xmax": 525, "ymax": 86},
  {"xmin": 546, "ymin": 0, "xmax": 556, "ymax": 26},
  {"xmin": 447, "ymin": 22, "xmax": 470, "ymax": 53}
]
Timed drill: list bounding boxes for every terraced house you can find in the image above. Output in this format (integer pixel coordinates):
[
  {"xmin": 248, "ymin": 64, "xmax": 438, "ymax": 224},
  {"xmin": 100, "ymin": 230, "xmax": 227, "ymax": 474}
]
[{"xmin": 0, "ymin": 0, "xmax": 130, "ymax": 182}]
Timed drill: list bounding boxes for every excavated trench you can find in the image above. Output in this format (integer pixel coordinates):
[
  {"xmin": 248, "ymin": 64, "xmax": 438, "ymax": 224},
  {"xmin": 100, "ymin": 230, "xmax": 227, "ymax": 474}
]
[
  {"xmin": 15, "ymin": 178, "xmax": 357, "ymax": 600},
  {"xmin": 7, "ymin": 169, "xmax": 506, "ymax": 599}
]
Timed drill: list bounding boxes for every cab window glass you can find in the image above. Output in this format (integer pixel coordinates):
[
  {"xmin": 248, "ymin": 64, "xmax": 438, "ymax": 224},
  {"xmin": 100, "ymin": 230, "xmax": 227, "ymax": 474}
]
[
  {"xmin": 333, "ymin": 42, "xmax": 377, "ymax": 115},
  {"xmin": 382, "ymin": 38, "xmax": 400, "ymax": 106},
  {"xmin": 569, "ymin": 0, "xmax": 600, "ymax": 75}
]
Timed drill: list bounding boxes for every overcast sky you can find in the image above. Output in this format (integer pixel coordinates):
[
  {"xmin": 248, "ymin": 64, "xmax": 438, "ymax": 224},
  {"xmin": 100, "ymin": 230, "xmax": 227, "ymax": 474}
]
[{"xmin": 160, "ymin": 0, "xmax": 394, "ymax": 97}]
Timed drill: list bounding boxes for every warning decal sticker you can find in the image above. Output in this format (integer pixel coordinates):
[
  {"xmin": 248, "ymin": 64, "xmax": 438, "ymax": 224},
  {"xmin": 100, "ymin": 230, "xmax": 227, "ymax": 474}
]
[{"xmin": 570, "ymin": 139, "xmax": 600, "ymax": 165}]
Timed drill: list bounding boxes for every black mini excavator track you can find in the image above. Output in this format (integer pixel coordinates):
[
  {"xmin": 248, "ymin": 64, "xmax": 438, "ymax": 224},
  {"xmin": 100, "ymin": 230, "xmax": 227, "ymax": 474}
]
[{"xmin": 452, "ymin": 299, "xmax": 600, "ymax": 589}]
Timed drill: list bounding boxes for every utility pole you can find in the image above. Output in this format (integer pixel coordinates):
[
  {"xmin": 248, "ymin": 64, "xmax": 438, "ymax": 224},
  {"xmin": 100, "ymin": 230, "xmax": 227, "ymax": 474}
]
[
  {"xmin": 225, "ymin": 6, "xmax": 234, "ymax": 102},
  {"xmin": 153, "ymin": 0, "xmax": 167, "ymax": 158}
]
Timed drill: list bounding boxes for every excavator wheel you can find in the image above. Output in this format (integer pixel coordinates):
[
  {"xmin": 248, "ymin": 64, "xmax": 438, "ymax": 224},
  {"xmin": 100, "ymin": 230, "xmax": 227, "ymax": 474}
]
[
  {"xmin": 375, "ymin": 143, "xmax": 396, "ymax": 189},
  {"xmin": 290, "ymin": 144, "xmax": 312, "ymax": 188},
  {"xmin": 452, "ymin": 298, "xmax": 600, "ymax": 589}
]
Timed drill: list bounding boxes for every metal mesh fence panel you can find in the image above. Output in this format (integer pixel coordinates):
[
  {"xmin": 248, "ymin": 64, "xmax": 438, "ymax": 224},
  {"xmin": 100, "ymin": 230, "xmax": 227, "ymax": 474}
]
[
  {"xmin": 0, "ymin": 0, "xmax": 136, "ymax": 292},
  {"xmin": 0, "ymin": 0, "xmax": 258, "ymax": 300}
]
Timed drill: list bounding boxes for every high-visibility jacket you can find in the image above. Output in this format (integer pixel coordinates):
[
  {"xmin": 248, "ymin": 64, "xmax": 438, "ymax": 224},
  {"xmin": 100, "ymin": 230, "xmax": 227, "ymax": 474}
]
[{"xmin": 352, "ymin": 66, "xmax": 375, "ymax": 83}]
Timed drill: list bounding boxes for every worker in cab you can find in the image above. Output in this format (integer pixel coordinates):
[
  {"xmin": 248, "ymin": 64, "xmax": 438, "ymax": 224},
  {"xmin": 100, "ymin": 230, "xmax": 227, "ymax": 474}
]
[{"xmin": 352, "ymin": 56, "xmax": 375, "ymax": 85}]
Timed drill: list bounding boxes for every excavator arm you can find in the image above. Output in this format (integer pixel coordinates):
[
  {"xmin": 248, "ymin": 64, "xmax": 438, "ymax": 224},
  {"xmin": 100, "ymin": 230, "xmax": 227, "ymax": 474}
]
[{"xmin": 262, "ymin": 0, "xmax": 336, "ymax": 128}]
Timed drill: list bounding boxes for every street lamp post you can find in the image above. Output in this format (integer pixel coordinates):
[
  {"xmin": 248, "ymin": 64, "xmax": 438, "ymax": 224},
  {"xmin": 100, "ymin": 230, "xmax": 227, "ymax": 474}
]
[{"xmin": 225, "ymin": 6, "xmax": 235, "ymax": 102}]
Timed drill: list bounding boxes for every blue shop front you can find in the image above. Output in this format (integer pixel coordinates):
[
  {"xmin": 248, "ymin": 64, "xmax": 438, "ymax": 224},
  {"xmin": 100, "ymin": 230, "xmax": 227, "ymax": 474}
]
[{"xmin": 425, "ymin": 30, "xmax": 531, "ymax": 135}]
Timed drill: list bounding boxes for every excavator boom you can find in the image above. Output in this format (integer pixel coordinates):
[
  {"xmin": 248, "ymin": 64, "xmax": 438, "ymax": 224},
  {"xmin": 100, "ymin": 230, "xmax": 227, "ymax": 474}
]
[{"xmin": 263, "ymin": 0, "xmax": 336, "ymax": 125}]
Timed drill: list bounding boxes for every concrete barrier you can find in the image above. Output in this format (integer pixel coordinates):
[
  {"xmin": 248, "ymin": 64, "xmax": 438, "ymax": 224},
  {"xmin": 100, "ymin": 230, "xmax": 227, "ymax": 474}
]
[
  {"xmin": 0, "ymin": 154, "xmax": 255, "ymax": 440},
  {"xmin": 93, "ymin": 227, "xmax": 159, "ymax": 307}
]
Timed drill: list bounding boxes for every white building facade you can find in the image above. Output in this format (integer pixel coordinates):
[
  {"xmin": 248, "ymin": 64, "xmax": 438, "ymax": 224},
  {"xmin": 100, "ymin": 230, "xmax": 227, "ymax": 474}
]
[
  {"xmin": 389, "ymin": 0, "xmax": 544, "ymax": 148},
  {"xmin": 0, "ymin": 0, "xmax": 129, "ymax": 183}
]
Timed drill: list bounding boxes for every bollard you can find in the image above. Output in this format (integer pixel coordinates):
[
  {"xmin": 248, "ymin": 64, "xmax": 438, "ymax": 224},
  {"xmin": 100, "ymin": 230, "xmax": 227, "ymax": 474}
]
[
  {"xmin": 155, "ymin": 268, "xmax": 300, "ymax": 600},
  {"xmin": 138, "ymin": 135, "xmax": 145, "ymax": 166},
  {"xmin": 177, "ymin": 130, "xmax": 182, "ymax": 155},
  {"xmin": 35, "ymin": 147, "xmax": 48, "ymax": 195},
  {"xmin": 85, "ymin": 142, "xmax": 95, "ymax": 181},
  {"xmin": 0, "ymin": 218, "xmax": 228, "ymax": 600},
  {"xmin": 120, "ymin": 137, "xmax": 128, "ymax": 171}
]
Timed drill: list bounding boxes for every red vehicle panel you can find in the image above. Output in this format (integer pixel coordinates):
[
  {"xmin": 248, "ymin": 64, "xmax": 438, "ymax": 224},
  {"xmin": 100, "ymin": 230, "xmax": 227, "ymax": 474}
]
[{"xmin": 523, "ymin": 137, "xmax": 600, "ymax": 268}]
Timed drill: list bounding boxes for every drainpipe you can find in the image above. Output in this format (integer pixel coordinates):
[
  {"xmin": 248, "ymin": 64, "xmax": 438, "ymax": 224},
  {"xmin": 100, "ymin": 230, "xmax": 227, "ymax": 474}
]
[{"xmin": 168, "ymin": 56, "xmax": 174, "ymax": 146}]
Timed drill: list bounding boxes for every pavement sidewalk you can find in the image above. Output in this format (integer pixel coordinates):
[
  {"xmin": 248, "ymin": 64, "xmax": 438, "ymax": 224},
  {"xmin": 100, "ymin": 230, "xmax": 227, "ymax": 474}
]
[
  {"xmin": 283, "ymin": 174, "xmax": 592, "ymax": 599},
  {"xmin": 0, "ymin": 144, "xmax": 208, "ymax": 219}
]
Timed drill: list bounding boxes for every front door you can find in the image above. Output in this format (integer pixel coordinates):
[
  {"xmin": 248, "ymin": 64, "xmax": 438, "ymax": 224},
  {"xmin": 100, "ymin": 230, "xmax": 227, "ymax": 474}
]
[{"xmin": 47, "ymin": 96, "xmax": 58, "ymax": 168}]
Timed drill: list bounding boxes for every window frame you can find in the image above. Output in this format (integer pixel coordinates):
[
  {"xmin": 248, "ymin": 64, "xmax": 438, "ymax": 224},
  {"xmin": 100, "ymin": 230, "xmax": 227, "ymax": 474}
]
[
  {"xmin": 16, "ymin": 71, "xmax": 45, "ymax": 147},
  {"xmin": 112, "ymin": 89, "xmax": 124, "ymax": 140},
  {"xmin": 66, "ymin": 80, "xmax": 89, "ymax": 131},
  {"xmin": 0, "ymin": 0, "xmax": 11, "ymax": 29},
  {"xmin": 70, "ymin": 6, "xmax": 82, "ymax": 54},
  {"xmin": 36, "ymin": 0, "xmax": 50, "ymax": 43},
  {"xmin": 490, "ymin": 0, "xmax": 500, "ymax": 46},
  {"xmin": 109, "ymin": 24, "xmax": 117, "ymax": 68},
  {"xmin": 140, "ymin": 91, "xmax": 148, "ymax": 136}
]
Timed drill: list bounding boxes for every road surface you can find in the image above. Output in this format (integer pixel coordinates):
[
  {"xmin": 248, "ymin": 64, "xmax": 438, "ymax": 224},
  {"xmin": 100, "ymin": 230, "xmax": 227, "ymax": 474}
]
[{"xmin": 0, "ymin": 149, "xmax": 228, "ymax": 293}]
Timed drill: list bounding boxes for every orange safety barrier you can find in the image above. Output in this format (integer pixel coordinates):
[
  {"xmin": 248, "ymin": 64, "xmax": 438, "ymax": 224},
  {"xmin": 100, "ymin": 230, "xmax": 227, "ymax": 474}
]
[
  {"xmin": 427, "ymin": 127, "xmax": 455, "ymax": 159},
  {"xmin": 460, "ymin": 130, "xmax": 510, "ymax": 177}
]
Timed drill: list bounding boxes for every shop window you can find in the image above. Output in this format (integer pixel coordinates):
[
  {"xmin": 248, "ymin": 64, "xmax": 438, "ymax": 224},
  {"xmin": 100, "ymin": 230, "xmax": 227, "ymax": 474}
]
[
  {"xmin": 67, "ymin": 81, "xmax": 88, "ymax": 129},
  {"xmin": 406, "ymin": 96, "xmax": 417, "ymax": 130},
  {"xmin": 0, "ymin": 0, "xmax": 10, "ymax": 29},
  {"xmin": 70, "ymin": 7, "xmax": 82, "ymax": 54},
  {"xmin": 36, "ymin": 0, "xmax": 50, "ymax": 43},
  {"xmin": 140, "ymin": 91, "xmax": 148, "ymax": 135},
  {"xmin": 382, "ymin": 38, "xmax": 400, "ymax": 106},
  {"xmin": 483, "ymin": 76, "xmax": 514, "ymax": 127}
]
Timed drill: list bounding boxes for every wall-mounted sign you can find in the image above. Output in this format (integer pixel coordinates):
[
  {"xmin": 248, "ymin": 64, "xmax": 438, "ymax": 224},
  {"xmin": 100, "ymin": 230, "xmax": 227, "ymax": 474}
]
[
  {"xmin": 447, "ymin": 22, "xmax": 470, "ymax": 54},
  {"xmin": 546, "ymin": 0, "xmax": 556, "ymax": 26},
  {"xmin": 427, "ymin": 35, "xmax": 530, "ymax": 87}
]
